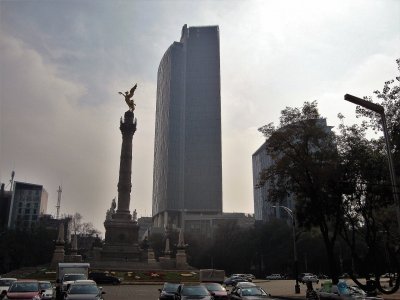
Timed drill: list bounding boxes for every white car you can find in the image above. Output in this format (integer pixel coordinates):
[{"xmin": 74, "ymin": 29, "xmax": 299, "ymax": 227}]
[
  {"xmin": 39, "ymin": 280, "xmax": 54, "ymax": 300},
  {"xmin": 0, "ymin": 278, "xmax": 17, "ymax": 294},
  {"xmin": 300, "ymin": 273, "xmax": 319, "ymax": 283},
  {"xmin": 62, "ymin": 273, "xmax": 88, "ymax": 292}
]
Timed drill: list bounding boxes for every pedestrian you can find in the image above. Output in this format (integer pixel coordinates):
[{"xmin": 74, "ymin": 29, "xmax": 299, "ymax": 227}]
[
  {"xmin": 0, "ymin": 290, "xmax": 7, "ymax": 300},
  {"xmin": 55, "ymin": 279, "xmax": 63, "ymax": 300},
  {"xmin": 306, "ymin": 281, "xmax": 319, "ymax": 300}
]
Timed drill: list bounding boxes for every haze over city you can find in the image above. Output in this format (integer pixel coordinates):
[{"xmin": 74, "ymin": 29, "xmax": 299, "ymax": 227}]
[{"xmin": 1, "ymin": 0, "xmax": 399, "ymax": 235}]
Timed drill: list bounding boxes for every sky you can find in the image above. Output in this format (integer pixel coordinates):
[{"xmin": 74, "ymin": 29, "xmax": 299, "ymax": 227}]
[{"xmin": 1, "ymin": 0, "xmax": 399, "ymax": 236}]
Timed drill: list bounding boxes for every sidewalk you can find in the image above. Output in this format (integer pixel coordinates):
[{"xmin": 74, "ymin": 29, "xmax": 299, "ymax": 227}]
[{"xmin": 254, "ymin": 280, "xmax": 400, "ymax": 300}]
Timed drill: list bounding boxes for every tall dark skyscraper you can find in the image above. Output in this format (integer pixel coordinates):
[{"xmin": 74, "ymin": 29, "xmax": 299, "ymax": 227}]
[{"xmin": 152, "ymin": 24, "xmax": 222, "ymax": 228}]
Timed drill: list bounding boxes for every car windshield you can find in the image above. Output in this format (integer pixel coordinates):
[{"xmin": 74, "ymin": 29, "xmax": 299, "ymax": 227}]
[
  {"xmin": 242, "ymin": 287, "xmax": 267, "ymax": 296},
  {"xmin": 64, "ymin": 274, "xmax": 86, "ymax": 281},
  {"xmin": 204, "ymin": 283, "xmax": 226, "ymax": 291},
  {"xmin": 181, "ymin": 286, "xmax": 210, "ymax": 296},
  {"xmin": 0, "ymin": 279, "xmax": 15, "ymax": 286},
  {"xmin": 69, "ymin": 284, "xmax": 99, "ymax": 294},
  {"xmin": 163, "ymin": 283, "xmax": 179, "ymax": 292},
  {"xmin": 39, "ymin": 282, "xmax": 52, "ymax": 289},
  {"xmin": 9, "ymin": 282, "xmax": 39, "ymax": 292}
]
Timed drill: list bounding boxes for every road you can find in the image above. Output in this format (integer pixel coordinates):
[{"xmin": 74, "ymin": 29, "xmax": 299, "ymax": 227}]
[
  {"xmin": 98, "ymin": 280, "xmax": 304, "ymax": 300},
  {"xmin": 101, "ymin": 284, "xmax": 162, "ymax": 300}
]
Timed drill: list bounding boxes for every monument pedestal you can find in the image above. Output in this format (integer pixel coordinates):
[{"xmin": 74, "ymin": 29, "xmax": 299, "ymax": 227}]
[
  {"xmin": 101, "ymin": 217, "xmax": 141, "ymax": 261},
  {"xmin": 176, "ymin": 249, "xmax": 189, "ymax": 269},
  {"xmin": 50, "ymin": 245, "xmax": 65, "ymax": 268}
]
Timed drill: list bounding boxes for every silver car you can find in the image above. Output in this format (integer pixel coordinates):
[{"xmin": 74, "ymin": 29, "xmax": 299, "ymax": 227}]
[{"xmin": 64, "ymin": 280, "xmax": 105, "ymax": 300}]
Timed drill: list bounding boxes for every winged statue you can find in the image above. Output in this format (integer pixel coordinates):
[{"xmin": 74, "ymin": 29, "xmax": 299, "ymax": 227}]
[{"xmin": 118, "ymin": 83, "xmax": 137, "ymax": 111}]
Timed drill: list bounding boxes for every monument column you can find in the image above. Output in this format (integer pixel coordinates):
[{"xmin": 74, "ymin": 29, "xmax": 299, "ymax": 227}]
[
  {"xmin": 115, "ymin": 111, "xmax": 136, "ymax": 219},
  {"xmin": 101, "ymin": 84, "xmax": 142, "ymax": 262}
]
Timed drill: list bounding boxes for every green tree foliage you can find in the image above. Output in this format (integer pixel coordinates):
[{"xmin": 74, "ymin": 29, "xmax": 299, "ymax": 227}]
[
  {"xmin": 356, "ymin": 58, "xmax": 400, "ymax": 162},
  {"xmin": 258, "ymin": 101, "xmax": 344, "ymax": 283},
  {"xmin": 336, "ymin": 59, "xmax": 400, "ymax": 291}
]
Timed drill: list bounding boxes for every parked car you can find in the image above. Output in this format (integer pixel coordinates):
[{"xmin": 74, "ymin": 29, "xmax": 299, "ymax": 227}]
[
  {"xmin": 299, "ymin": 273, "xmax": 319, "ymax": 283},
  {"xmin": 202, "ymin": 282, "xmax": 228, "ymax": 300},
  {"xmin": 266, "ymin": 274, "xmax": 283, "ymax": 280},
  {"xmin": 5, "ymin": 279, "xmax": 44, "ymax": 300},
  {"xmin": 223, "ymin": 276, "xmax": 249, "ymax": 286},
  {"xmin": 229, "ymin": 285, "xmax": 273, "ymax": 300},
  {"xmin": 88, "ymin": 272, "xmax": 121, "ymax": 285},
  {"xmin": 39, "ymin": 281, "xmax": 54, "ymax": 300},
  {"xmin": 244, "ymin": 274, "xmax": 255, "ymax": 281},
  {"xmin": 64, "ymin": 280, "xmax": 105, "ymax": 300},
  {"xmin": 174, "ymin": 284, "xmax": 213, "ymax": 300},
  {"xmin": 0, "ymin": 278, "xmax": 17, "ymax": 294},
  {"xmin": 158, "ymin": 282, "xmax": 180, "ymax": 300},
  {"xmin": 230, "ymin": 274, "xmax": 254, "ymax": 282}
]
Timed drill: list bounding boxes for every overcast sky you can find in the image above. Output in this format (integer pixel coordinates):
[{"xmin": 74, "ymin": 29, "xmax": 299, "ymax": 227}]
[{"xmin": 1, "ymin": 0, "xmax": 399, "ymax": 235}]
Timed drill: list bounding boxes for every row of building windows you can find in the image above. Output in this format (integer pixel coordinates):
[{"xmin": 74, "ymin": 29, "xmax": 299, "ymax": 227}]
[
  {"xmin": 18, "ymin": 202, "xmax": 39, "ymax": 208},
  {"xmin": 17, "ymin": 208, "xmax": 38, "ymax": 215}
]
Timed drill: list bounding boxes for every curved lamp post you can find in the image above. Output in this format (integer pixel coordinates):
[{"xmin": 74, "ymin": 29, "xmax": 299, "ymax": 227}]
[
  {"xmin": 272, "ymin": 205, "xmax": 300, "ymax": 294},
  {"xmin": 344, "ymin": 94, "xmax": 400, "ymax": 234}
]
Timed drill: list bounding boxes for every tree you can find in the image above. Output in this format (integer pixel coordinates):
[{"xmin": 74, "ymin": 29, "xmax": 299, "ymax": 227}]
[
  {"xmin": 258, "ymin": 101, "xmax": 344, "ymax": 283},
  {"xmin": 336, "ymin": 58, "xmax": 400, "ymax": 293},
  {"xmin": 70, "ymin": 213, "xmax": 100, "ymax": 237}
]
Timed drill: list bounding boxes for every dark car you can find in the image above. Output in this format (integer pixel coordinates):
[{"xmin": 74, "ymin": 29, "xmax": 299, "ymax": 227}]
[
  {"xmin": 230, "ymin": 282, "xmax": 256, "ymax": 296},
  {"xmin": 175, "ymin": 284, "xmax": 213, "ymax": 300},
  {"xmin": 223, "ymin": 276, "xmax": 249, "ymax": 286},
  {"xmin": 202, "ymin": 282, "xmax": 228, "ymax": 300},
  {"xmin": 158, "ymin": 282, "xmax": 180, "ymax": 300},
  {"xmin": 88, "ymin": 272, "xmax": 121, "ymax": 285},
  {"xmin": 229, "ymin": 285, "xmax": 271, "ymax": 300},
  {"xmin": 64, "ymin": 280, "xmax": 105, "ymax": 300}
]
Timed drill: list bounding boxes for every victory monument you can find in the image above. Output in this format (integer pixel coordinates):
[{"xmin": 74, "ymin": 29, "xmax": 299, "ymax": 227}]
[
  {"xmin": 88, "ymin": 83, "xmax": 190, "ymax": 269},
  {"xmin": 100, "ymin": 84, "xmax": 142, "ymax": 262}
]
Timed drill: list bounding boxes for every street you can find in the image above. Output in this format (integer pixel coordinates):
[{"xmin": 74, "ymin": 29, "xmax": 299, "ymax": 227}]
[{"xmin": 98, "ymin": 280, "xmax": 307, "ymax": 300}]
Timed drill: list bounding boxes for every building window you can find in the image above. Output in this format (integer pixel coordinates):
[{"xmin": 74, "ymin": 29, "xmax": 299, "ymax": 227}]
[{"xmin": 25, "ymin": 208, "xmax": 30, "ymax": 214}]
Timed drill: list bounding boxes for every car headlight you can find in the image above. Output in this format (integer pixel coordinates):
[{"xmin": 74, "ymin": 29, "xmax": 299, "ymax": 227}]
[{"xmin": 32, "ymin": 295, "xmax": 41, "ymax": 300}]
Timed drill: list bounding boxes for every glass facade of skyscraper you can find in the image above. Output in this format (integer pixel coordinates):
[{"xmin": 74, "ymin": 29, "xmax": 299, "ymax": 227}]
[{"xmin": 152, "ymin": 25, "xmax": 222, "ymax": 228}]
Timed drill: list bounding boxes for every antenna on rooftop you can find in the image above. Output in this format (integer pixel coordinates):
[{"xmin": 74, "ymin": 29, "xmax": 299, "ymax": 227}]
[
  {"xmin": 56, "ymin": 185, "xmax": 62, "ymax": 219},
  {"xmin": 6, "ymin": 170, "xmax": 15, "ymax": 191}
]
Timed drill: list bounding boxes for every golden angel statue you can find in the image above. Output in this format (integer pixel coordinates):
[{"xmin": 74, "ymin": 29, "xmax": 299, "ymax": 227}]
[{"xmin": 118, "ymin": 83, "xmax": 137, "ymax": 111}]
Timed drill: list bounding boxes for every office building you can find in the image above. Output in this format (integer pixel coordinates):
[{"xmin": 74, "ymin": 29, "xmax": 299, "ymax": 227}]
[
  {"xmin": 152, "ymin": 24, "xmax": 222, "ymax": 228},
  {"xmin": 8, "ymin": 181, "xmax": 48, "ymax": 229},
  {"xmin": 253, "ymin": 119, "xmax": 332, "ymax": 223}
]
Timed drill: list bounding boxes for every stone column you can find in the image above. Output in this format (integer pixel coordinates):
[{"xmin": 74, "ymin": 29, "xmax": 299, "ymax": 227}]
[{"xmin": 115, "ymin": 110, "xmax": 136, "ymax": 220}]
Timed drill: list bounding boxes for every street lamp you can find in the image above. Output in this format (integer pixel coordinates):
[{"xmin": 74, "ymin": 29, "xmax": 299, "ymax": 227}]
[
  {"xmin": 344, "ymin": 94, "xmax": 400, "ymax": 234},
  {"xmin": 272, "ymin": 205, "xmax": 300, "ymax": 294}
]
